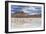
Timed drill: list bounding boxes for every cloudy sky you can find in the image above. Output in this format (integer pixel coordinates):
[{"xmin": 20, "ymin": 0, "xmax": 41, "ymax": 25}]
[{"xmin": 11, "ymin": 5, "xmax": 41, "ymax": 15}]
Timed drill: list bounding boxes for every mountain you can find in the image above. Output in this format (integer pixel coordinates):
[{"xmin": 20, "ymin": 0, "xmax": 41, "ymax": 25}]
[{"xmin": 11, "ymin": 11, "xmax": 41, "ymax": 18}]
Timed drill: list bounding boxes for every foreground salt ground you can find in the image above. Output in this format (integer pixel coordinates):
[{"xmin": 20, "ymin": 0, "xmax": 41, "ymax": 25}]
[{"xmin": 11, "ymin": 18, "xmax": 41, "ymax": 29}]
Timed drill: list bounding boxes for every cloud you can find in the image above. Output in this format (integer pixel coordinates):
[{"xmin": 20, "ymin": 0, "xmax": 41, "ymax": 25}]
[
  {"xmin": 22, "ymin": 7, "xmax": 36, "ymax": 13},
  {"xmin": 11, "ymin": 11, "xmax": 15, "ymax": 13},
  {"xmin": 11, "ymin": 5, "xmax": 41, "ymax": 15},
  {"xmin": 29, "ymin": 13, "xmax": 40, "ymax": 15}
]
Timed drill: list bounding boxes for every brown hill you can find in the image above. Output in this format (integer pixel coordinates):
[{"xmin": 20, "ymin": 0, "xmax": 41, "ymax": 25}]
[{"xmin": 11, "ymin": 12, "xmax": 41, "ymax": 18}]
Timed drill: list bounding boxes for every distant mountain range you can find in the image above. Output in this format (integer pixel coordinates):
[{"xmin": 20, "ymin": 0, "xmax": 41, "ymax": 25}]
[{"xmin": 11, "ymin": 11, "xmax": 41, "ymax": 18}]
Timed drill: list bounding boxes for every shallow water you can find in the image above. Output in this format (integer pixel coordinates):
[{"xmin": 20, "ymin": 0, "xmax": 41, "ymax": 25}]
[{"xmin": 11, "ymin": 18, "xmax": 41, "ymax": 29}]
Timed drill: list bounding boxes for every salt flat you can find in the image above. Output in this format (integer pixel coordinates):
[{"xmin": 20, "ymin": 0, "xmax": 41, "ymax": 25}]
[{"xmin": 11, "ymin": 18, "xmax": 41, "ymax": 29}]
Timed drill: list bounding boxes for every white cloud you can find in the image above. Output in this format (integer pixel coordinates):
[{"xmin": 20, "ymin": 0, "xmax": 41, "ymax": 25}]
[
  {"xmin": 28, "ymin": 7, "xmax": 36, "ymax": 10},
  {"xmin": 11, "ymin": 11, "xmax": 15, "ymax": 13},
  {"xmin": 22, "ymin": 8, "xmax": 30, "ymax": 13},
  {"xmin": 28, "ymin": 13, "xmax": 39, "ymax": 15},
  {"xmin": 22, "ymin": 7, "xmax": 36, "ymax": 13}
]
